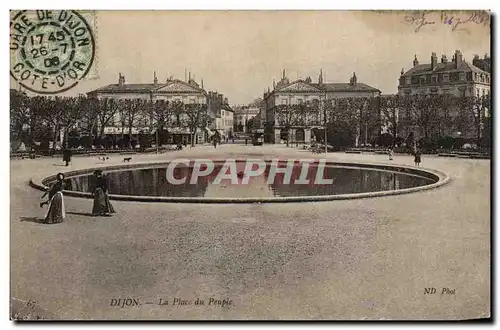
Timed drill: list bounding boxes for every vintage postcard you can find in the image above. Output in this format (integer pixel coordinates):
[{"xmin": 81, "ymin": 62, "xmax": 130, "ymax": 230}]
[{"xmin": 10, "ymin": 10, "xmax": 491, "ymax": 321}]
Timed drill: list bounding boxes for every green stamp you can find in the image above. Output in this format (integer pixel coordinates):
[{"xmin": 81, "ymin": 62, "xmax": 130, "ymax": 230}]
[{"xmin": 10, "ymin": 10, "xmax": 96, "ymax": 94}]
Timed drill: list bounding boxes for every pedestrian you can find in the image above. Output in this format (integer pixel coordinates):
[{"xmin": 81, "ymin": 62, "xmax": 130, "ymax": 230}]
[
  {"xmin": 62, "ymin": 148, "xmax": 72, "ymax": 166},
  {"xmin": 245, "ymin": 138, "xmax": 248, "ymax": 145},
  {"xmin": 91, "ymin": 170, "xmax": 116, "ymax": 216},
  {"xmin": 213, "ymin": 138, "xmax": 217, "ymax": 149},
  {"xmin": 40, "ymin": 172, "xmax": 66, "ymax": 224},
  {"xmin": 389, "ymin": 148, "xmax": 394, "ymax": 160},
  {"xmin": 414, "ymin": 150, "xmax": 421, "ymax": 167}
]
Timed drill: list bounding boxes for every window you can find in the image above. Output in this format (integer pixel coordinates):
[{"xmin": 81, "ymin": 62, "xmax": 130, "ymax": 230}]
[
  {"xmin": 431, "ymin": 76, "xmax": 437, "ymax": 83},
  {"xmin": 420, "ymin": 76, "xmax": 426, "ymax": 85},
  {"xmin": 222, "ymin": 110, "xmax": 225, "ymax": 116},
  {"xmin": 443, "ymin": 74, "xmax": 449, "ymax": 82},
  {"xmin": 282, "ymin": 99, "xmax": 288, "ymax": 105},
  {"xmin": 297, "ymin": 99, "xmax": 303, "ymax": 104},
  {"xmin": 459, "ymin": 73, "xmax": 465, "ymax": 81},
  {"xmin": 406, "ymin": 77, "xmax": 411, "ymax": 85},
  {"xmin": 486, "ymin": 76, "xmax": 490, "ymax": 84},
  {"xmin": 480, "ymin": 74, "xmax": 485, "ymax": 83}
]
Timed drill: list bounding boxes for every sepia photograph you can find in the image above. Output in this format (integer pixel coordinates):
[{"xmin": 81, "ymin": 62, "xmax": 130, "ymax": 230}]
[{"xmin": 9, "ymin": 8, "xmax": 491, "ymax": 321}]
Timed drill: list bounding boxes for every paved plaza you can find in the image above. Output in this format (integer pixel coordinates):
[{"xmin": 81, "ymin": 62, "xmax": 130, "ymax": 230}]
[{"xmin": 10, "ymin": 144, "xmax": 490, "ymax": 320}]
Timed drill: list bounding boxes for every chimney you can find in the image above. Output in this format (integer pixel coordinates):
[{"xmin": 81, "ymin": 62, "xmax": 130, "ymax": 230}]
[
  {"xmin": 282, "ymin": 69, "xmax": 286, "ymax": 79},
  {"xmin": 455, "ymin": 50, "xmax": 463, "ymax": 68},
  {"xmin": 318, "ymin": 69, "xmax": 323, "ymax": 85},
  {"xmin": 400, "ymin": 68, "xmax": 404, "ymax": 76},
  {"xmin": 118, "ymin": 73, "xmax": 125, "ymax": 86},
  {"xmin": 153, "ymin": 71, "xmax": 158, "ymax": 85},
  {"xmin": 350, "ymin": 72, "xmax": 357, "ymax": 86},
  {"xmin": 201, "ymin": 78, "xmax": 204, "ymax": 89},
  {"xmin": 273, "ymin": 79, "xmax": 276, "ymax": 89},
  {"xmin": 484, "ymin": 53, "xmax": 489, "ymax": 60},
  {"xmin": 431, "ymin": 52, "xmax": 438, "ymax": 70},
  {"xmin": 441, "ymin": 55, "xmax": 448, "ymax": 63},
  {"xmin": 413, "ymin": 54, "xmax": 419, "ymax": 67}
]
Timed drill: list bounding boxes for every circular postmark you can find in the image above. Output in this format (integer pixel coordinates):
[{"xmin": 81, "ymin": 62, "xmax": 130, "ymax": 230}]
[{"xmin": 10, "ymin": 10, "xmax": 95, "ymax": 94}]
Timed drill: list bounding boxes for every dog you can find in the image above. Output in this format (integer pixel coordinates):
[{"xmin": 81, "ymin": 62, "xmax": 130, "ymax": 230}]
[
  {"xmin": 123, "ymin": 157, "xmax": 132, "ymax": 162},
  {"xmin": 98, "ymin": 156, "xmax": 110, "ymax": 161}
]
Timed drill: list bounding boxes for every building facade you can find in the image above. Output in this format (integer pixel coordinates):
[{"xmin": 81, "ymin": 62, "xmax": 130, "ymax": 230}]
[
  {"xmin": 398, "ymin": 50, "xmax": 491, "ymax": 97},
  {"xmin": 88, "ymin": 73, "xmax": 210, "ymax": 145},
  {"xmin": 234, "ymin": 106, "xmax": 261, "ymax": 133},
  {"xmin": 208, "ymin": 92, "xmax": 234, "ymax": 140},
  {"xmin": 263, "ymin": 70, "xmax": 381, "ymax": 144},
  {"xmin": 398, "ymin": 50, "xmax": 491, "ymax": 140}
]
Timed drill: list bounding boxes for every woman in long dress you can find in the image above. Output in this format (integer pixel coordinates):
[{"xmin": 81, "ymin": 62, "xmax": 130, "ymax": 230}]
[
  {"xmin": 92, "ymin": 170, "xmax": 116, "ymax": 216},
  {"xmin": 40, "ymin": 173, "xmax": 66, "ymax": 224}
]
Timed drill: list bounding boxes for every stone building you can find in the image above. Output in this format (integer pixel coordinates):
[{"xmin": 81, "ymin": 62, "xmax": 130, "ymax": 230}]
[
  {"xmin": 397, "ymin": 50, "xmax": 491, "ymax": 140},
  {"xmin": 263, "ymin": 69, "xmax": 381, "ymax": 144},
  {"xmin": 207, "ymin": 92, "xmax": 234, "ymax": 141},
  {"xmin": 398, "ymin": 50, "xmax": 491, "ymax": 97},
  {"xmin": 88, "ymin": 72, "xmax": 210, "ymax": 145},
  {"xmin": 234, "ymin": 106, "xmax": 261, "ymax": 133}
]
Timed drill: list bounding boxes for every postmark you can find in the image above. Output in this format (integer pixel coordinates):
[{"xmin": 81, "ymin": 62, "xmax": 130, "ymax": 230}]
[{"xmin": 10, "ymin": 10, "xmax": 96, "ymax": 94}]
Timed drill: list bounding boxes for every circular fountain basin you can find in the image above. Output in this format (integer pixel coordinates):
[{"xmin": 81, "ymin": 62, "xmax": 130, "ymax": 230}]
[{"xmin": 31, "ymin": 160, "xmax": 450, "ymax": 203}]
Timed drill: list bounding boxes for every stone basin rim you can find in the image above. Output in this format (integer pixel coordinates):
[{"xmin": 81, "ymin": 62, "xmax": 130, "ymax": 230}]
[{"xmin": 29, "ymin": 160, "xmax": 451, "ymax": 204}]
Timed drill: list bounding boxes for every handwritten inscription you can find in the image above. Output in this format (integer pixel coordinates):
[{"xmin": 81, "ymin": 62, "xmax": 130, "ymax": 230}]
[{"xmin": 403, "ymin": 10, "xmax": 490, "ymax": 33}]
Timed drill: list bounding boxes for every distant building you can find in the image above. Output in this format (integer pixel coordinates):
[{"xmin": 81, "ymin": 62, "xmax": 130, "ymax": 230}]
[
  {"xmin": 88, "ymin": 72, "xmax": 209, "ymax": 145},
  {"xmin": 398, "ymin": 50, "xmax": 491, "ymax": 97},
  {"xmin": 208, "ymin": 92, "xmax": 234, "ymax": 140},
  {"xmin": 263, "ymin": 69, "xmax": 381, "ymax": 144},
  {"xmin": 234, "ymin": 106, "xmax": 260, "ymax": 133},
  {"xmin": 398, "ymin": 50, "xmax": 491, "ymax": 139}
]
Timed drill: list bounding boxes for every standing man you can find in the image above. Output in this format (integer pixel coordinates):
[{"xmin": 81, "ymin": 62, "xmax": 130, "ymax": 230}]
[{"xmin": 62, "ymin": 148, "xmax": 72, "ymax": 166}]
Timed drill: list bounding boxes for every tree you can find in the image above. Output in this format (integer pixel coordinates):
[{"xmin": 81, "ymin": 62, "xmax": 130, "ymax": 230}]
[
  {"xmin": 456, "ymin": 95, "xmax": 490, "ymax": 149},
  {"xmin": 380, "ymin": 95, "xmax": 401, "ymax": 141},
  {"xmin": 274, "ymin": 104, "xmax": 301, "ymax": 147},
  {"xmin": 59, "ymin": 97, "xmax": 85, "ymax": 148},
  {"xmin": 97, "ymin": 98, "xmax": 120, "ymax": 138},
  {"xmin": 119, "ymin": 99, "xmax": 148, "ymax": 148},
  {"xmin": 10, "ymin": 89, "xmax": 30, "ymax": 149},
  {"xmin": 79, "ymin": 97, "xmax": 100, "ymax": 145},
  {"xmin": 182, "ymin": 103, "xmax": 210, "ymax": 147}
]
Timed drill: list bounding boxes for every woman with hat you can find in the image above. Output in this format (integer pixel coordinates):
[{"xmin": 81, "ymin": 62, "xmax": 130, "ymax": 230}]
[
  {"xmin": 40, "ymin": 172, "xmax": 66, "ymax": 224},
  {"xmin": 92, "ymin": 170, "xmax": 116, "ymax": 216}
]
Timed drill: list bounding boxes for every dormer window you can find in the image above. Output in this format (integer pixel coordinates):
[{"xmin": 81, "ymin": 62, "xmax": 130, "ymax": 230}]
[
  {"xmin": 443, "ymin": 74, "xmax": 449, "ymax": 82},
  {"xmin": 459, "ymin": 72, "xmax": 465, "ymax": 81},
  {"xmin": 431, "ymin": 76, "xmax": 437, "ymax": 83}
]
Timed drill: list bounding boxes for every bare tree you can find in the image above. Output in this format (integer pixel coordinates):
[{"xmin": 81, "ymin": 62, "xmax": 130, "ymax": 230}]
[
  {"xmin": 182, "ymin": 103, "xmax": 210, "ymax": 147},
  {"xmin": 274, "ymin": 104, "xmax": 301, "ymax": 147},
  {"xmin": 456, "ymin": 95, "xmax": 490, "ymax": 148},
  {"xmin": 118, "ymin": 99, "xmax": 148, "ymax": 147},
  {"xmin": 380, "ymin": 95, "xmax": 400, "ymax": 140},
  {"xmin": 97, "ymin": 98, "xmax": 120, "ymax": 138},
  {"xmin": 79, "ymin": 97, "xmax": 100, "ymax": 145}
]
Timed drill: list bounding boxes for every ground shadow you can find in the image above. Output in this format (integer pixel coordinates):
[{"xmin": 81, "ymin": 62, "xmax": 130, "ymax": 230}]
[
  {"xmin": 66, "ymin": 211, "xmax": 94, "ymax": 217},
  {"xmin": 19, "ymin": 217, "xmax": 45, "ymax": 224},
  {"xmin": 52, "ymin": 164, "xmax": 69, "ymax": 167}
]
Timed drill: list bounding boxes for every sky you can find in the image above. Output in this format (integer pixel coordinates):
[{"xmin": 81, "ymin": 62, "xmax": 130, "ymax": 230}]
[{"xmin": 10, "ymin": 10, "xmax": 490, "ymax": 105}]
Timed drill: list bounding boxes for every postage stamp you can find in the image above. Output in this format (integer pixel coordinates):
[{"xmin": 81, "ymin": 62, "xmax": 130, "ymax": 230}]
[
  {"xmin": 9, "ymin": 10, "xmax": 491, "ymax": 322},
  {"xmin": 10, "ymin": 10, "xmax": 97, "ymax": 94}
]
